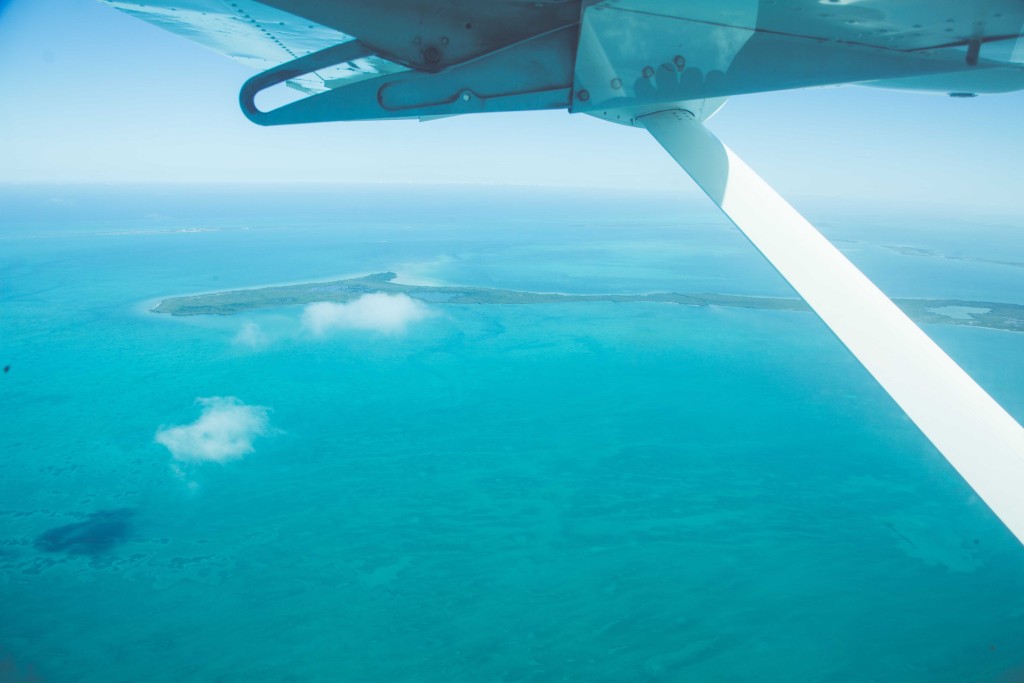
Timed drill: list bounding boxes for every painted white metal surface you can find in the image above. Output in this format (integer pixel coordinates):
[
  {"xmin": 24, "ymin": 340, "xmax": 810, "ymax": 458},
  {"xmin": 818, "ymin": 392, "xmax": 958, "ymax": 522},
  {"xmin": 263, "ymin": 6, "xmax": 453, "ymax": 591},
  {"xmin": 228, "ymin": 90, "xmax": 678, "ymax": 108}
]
[
  {"xmin": 642, "ymin": 109, "xmax": 1024, "ymax": 544},
  {"xmin": 572, "ymin": 0, "xmax": 1024, "ymax": 116},
  {"xmin": 106, "ymin": 0, "xmax": 406, "ymax": 92},
  {"xmin": 595, "ymin": 0, "xmax": 1024, "ymax": 53}
]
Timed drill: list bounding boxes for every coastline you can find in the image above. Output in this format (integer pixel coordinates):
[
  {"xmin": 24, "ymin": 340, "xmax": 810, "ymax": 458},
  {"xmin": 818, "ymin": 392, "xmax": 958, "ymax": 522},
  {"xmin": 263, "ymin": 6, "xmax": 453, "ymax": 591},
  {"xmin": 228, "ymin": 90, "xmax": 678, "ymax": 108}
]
[{"xmin": 149, "ymin": 272, "xmax": 1024, "ymax": 333}]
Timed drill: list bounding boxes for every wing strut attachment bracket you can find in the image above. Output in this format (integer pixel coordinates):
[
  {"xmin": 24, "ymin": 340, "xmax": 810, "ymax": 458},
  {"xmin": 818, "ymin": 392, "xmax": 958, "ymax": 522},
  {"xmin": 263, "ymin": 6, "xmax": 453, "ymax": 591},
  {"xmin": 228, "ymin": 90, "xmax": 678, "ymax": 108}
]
[
  {"xmin": 238, "ymin": 26, "xmax": 578, "ymax": 126},
  {"xmin": 239, "ymin": 41, "xmax": 373, "ymax": 125}
]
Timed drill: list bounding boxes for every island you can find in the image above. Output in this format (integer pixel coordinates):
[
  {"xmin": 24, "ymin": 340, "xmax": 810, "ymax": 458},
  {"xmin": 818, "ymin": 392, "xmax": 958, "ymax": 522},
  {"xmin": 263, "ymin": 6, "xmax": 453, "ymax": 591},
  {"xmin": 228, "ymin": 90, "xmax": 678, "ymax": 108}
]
[{"xmin": 152, "ymin": 272, "xmax": 1024, "ymax": 333}]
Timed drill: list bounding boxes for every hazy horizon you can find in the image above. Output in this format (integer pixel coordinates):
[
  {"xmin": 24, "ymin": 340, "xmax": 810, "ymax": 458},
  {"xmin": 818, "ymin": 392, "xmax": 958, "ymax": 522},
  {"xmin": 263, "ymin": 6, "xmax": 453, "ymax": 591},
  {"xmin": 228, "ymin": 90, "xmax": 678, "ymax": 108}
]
[{"xmin": 2, "ymin": 0, "xmax": 1024, "ymax": 216}]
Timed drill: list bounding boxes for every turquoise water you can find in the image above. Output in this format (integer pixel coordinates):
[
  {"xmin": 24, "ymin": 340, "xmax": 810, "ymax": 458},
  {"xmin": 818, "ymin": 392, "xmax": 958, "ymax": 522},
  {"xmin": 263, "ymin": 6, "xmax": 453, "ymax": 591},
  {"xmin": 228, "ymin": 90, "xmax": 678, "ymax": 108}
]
[{"xmin": 2, "ymin": 186, "xmax": 1024, "ymax": 681}]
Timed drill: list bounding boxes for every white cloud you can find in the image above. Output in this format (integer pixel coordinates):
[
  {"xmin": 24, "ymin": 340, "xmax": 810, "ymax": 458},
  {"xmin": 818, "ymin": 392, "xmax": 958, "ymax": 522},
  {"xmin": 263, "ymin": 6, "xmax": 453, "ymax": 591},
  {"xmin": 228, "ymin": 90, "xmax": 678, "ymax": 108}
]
[
  {"xmin": 155, "ymin": 397, "xmax": 272, "ymax": 463},
  {"xmin": 232, "ymin": 321, "xmax": 269, "ymax": 349},
  {"xmin": 302, "ymin": 293, "xmax": 431, "ymax": 336}
]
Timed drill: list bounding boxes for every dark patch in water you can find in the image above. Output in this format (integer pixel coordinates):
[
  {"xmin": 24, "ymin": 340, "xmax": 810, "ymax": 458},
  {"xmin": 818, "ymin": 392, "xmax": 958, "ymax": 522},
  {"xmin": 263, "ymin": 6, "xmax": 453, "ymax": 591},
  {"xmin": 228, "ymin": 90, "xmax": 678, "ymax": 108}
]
[
  {"xmin": 0, "ymin": 647, "xmax": 43, "ymax": 683},
  {"xmin": 34, "ymin": 508, "xmax": 134, "ymax": 556}
]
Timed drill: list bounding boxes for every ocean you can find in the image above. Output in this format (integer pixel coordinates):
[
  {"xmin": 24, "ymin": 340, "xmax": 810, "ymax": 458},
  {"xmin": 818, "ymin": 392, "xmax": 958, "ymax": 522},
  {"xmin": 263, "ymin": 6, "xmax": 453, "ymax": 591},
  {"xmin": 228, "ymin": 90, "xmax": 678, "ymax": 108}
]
[{"xmin": 2, "ymin": 184, "xmax": 1023, "ymax": 681}]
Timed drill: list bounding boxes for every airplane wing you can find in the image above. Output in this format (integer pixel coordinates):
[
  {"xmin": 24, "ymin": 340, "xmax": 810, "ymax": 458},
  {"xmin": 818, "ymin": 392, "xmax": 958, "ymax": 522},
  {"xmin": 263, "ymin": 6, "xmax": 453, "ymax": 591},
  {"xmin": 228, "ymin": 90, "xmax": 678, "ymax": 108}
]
[
  {"xmin": 104, "ymin": 0, "xmax": 409, "ymax": 94},
  {"xmin": 102, "ymin": 0, "xmax": 1024, "ymax": 545},
  {"xmin": 105, "ymin": 0, "xmax": 1024, "ymax": 119}
]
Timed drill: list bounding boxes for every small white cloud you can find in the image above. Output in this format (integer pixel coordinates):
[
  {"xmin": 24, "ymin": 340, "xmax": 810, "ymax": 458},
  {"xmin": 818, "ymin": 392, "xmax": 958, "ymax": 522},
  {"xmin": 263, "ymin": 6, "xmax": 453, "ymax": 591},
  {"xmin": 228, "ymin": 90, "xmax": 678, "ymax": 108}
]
[
  {"xmin": 302, "ymin": 293, "xmax": 430, "ymax": 336},
  {"xmin": 233, "ymin": 321, "xmax": 269, "ymax": 349},
  {"xmin": 155, "ymin": 397, "xmax": 272, "ymax": 463}
]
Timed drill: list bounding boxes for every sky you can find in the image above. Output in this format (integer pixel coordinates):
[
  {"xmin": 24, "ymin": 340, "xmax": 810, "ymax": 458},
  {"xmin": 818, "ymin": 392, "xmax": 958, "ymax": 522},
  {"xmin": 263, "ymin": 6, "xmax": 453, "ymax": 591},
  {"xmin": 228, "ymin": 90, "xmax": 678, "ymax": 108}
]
[{"xmin": 0, "ymin": 0, "xmax": 1023, "ymax": 214}]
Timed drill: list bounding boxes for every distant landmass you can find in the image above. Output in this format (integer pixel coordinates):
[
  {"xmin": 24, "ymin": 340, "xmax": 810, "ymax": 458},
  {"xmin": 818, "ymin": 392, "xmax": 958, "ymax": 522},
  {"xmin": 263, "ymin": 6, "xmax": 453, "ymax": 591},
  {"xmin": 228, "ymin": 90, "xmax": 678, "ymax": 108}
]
[{"xmin": 153, "ymin": 272, "xmax": 1024, "ymax": 333}]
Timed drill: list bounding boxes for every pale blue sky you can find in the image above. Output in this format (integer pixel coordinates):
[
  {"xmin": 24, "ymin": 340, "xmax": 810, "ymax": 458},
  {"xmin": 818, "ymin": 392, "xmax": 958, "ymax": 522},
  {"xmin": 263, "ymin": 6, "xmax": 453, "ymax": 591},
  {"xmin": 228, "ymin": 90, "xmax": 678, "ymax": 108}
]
[{"xmin": 1, "ymin": 0, "xmax": 1023, "ymax": 214}]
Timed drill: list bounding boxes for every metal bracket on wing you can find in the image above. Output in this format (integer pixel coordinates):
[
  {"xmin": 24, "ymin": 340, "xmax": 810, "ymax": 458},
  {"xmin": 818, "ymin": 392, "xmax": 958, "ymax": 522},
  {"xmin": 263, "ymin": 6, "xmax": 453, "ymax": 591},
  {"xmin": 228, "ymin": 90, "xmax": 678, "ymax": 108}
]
[
  {"xmin": 640, "ymin": 109, "xmax": 1024, "ymax": 546},
  {"xmin": 239, "ymin": 40, "xmax": 375, "ymax": 124},
  {"xmin": 239, "ymin": 26, "xmax": 578, "ymax": 126}
]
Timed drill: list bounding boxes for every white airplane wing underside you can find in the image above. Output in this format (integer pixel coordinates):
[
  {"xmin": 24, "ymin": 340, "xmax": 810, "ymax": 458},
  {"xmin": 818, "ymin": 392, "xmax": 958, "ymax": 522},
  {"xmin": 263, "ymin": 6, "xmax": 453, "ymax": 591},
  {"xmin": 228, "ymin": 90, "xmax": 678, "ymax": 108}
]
[{"xmin": 105, "ymin": 0, "xmax": 408, "ymax": 94}]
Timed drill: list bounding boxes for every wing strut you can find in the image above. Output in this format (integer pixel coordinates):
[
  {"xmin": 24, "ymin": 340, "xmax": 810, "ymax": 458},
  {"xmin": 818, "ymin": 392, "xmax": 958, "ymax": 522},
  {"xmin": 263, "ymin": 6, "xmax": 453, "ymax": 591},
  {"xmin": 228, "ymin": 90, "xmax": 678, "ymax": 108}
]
[{"xmin": 640, "ymin": 109, "xmax": 1024, "ymax": 545}]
